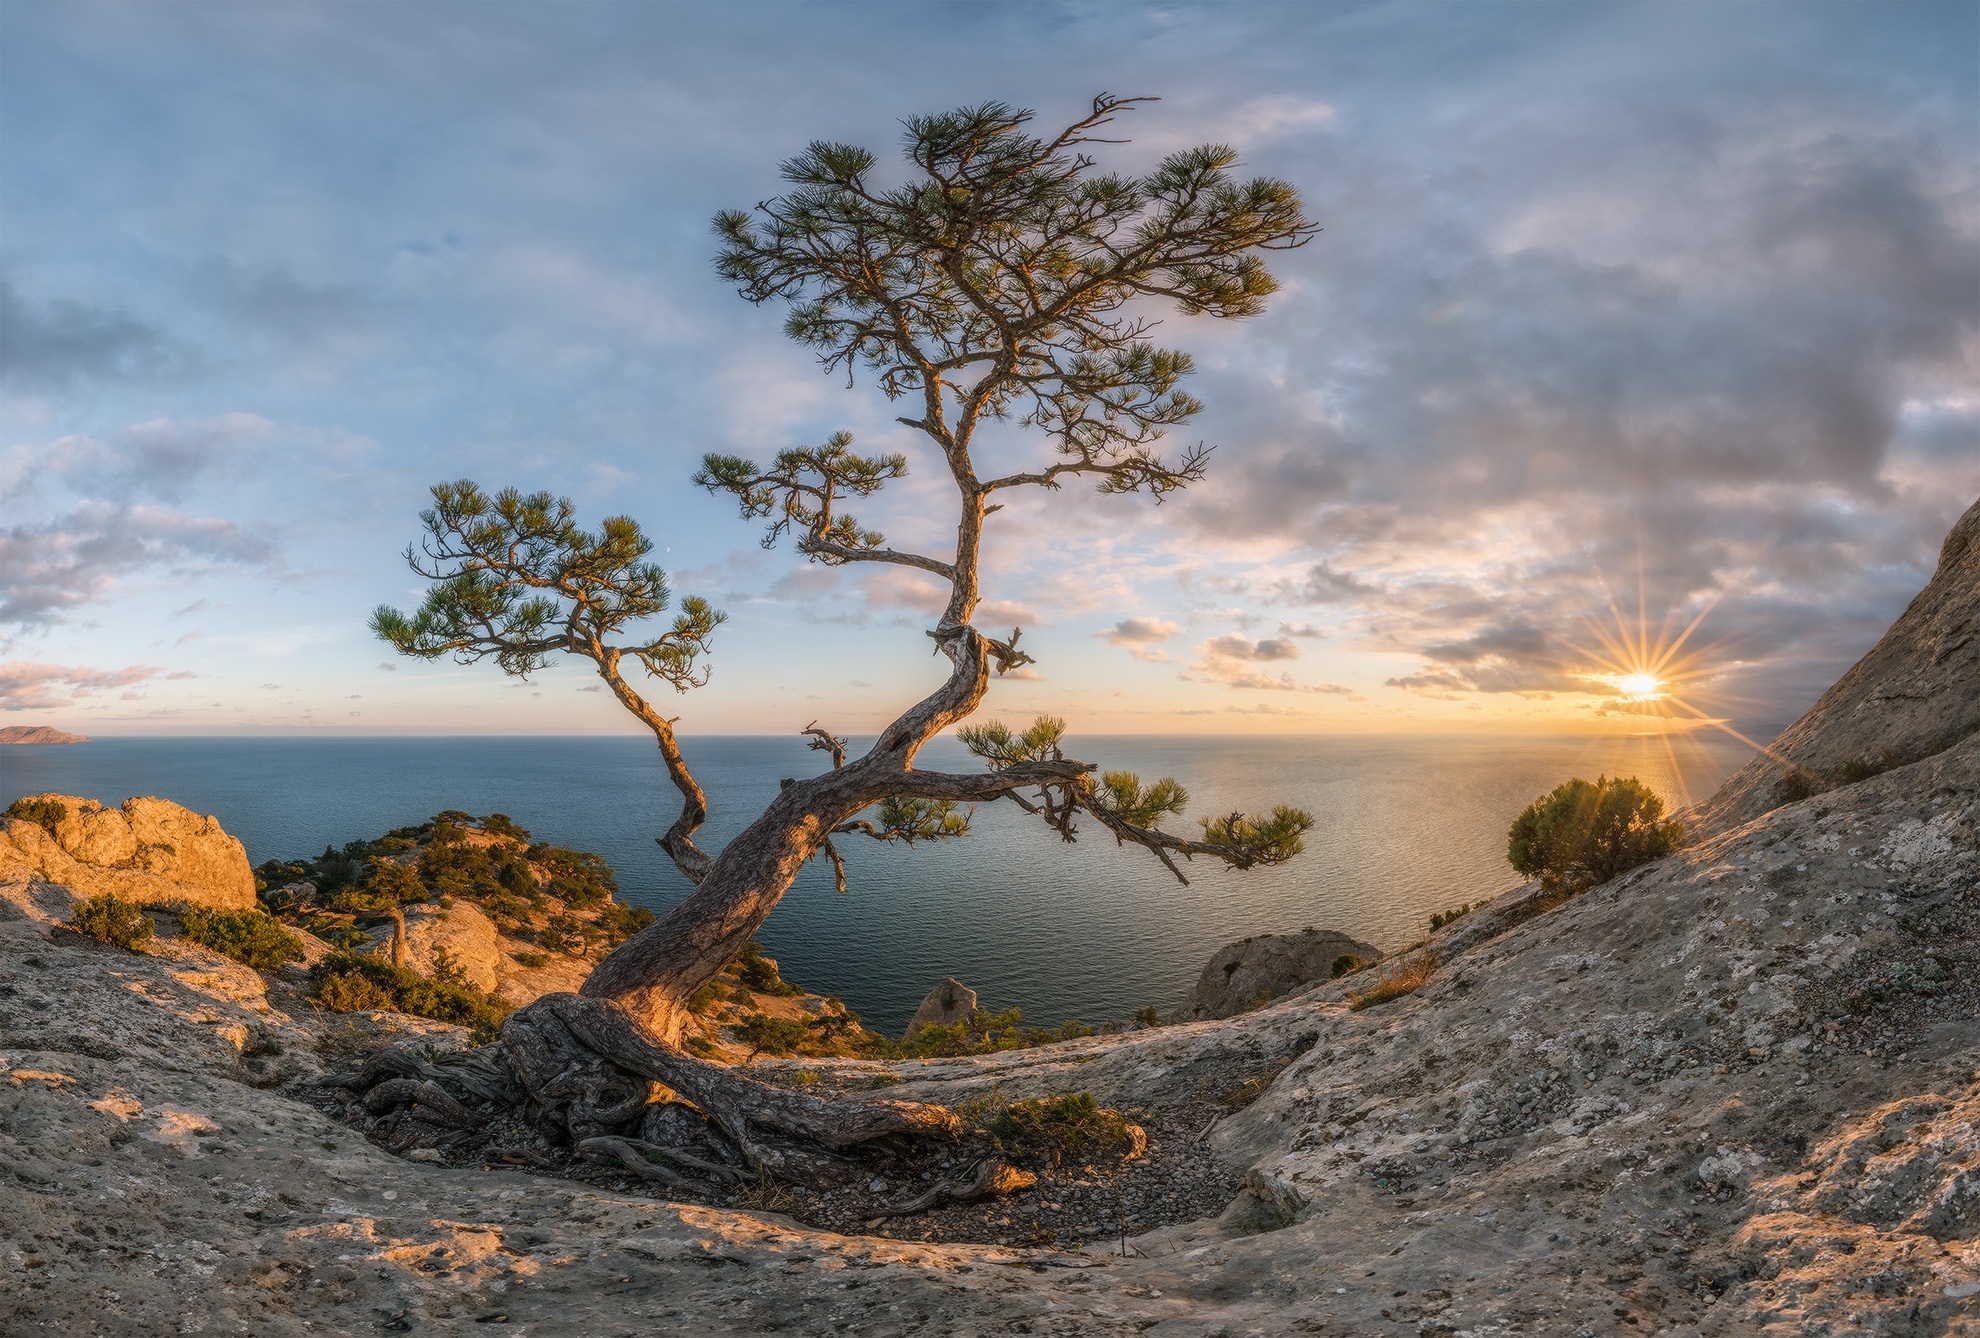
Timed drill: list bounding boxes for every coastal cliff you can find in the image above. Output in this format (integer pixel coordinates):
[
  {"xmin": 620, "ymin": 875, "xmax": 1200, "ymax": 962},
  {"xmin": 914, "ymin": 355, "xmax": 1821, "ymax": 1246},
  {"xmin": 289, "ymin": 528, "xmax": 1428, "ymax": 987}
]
[{"xmin": 1, "ymin": 499, "xmax": 1976, "ymax": 1335}]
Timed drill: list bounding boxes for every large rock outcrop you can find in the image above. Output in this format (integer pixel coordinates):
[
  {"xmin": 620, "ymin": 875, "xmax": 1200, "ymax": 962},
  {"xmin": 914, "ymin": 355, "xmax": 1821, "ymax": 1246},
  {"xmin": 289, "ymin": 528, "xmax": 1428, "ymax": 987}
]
[
  {"xmin": 1176, "ymin": 928, "xmax": 1382, "ymax": 1021},
  {"xmin": 1689, "ymin": 493, "xmax": 1980, "ymax": 837},
  {"xmin": 904, "ymin": 977, "xmax": 978, "ymax": 1037},
  {"xmin": 0, "ymin": 795, "xmax": 256, "ymax": 912}
]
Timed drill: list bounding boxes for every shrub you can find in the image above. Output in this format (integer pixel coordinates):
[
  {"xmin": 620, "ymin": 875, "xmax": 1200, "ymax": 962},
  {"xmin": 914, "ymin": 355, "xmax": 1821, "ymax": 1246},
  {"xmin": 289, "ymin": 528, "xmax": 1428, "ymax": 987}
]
[
  {"xmin": 734, "ymin": 941, "xmax": 804, "ymax": 996},
  {"xmin": 311, "ymin": 952, "xmax": 511, "ymax": 1042},
  {"xmin": 510, "ymin": 949, "xmax": 551, "ymax": 969},
  {"xmin": 988, "ymin": 1092, "xmax": 1140, "ymax": 1168},
  {"xmin": 1429, "ymin": 902, "xmax": 1474, "ymax": 931},
  {"xmin": 888, "ymin": 1007, "xmax": 1095, "ymax": 1059},
  {"xmin": 687, "ymin": 982, "xmax": 724, "ymax": 1014},
  {"xmin": 1132, "ymin": 1005, "xmax": 1162, "ymax": 1028},
  {"xmin": 683, "ymin": 1034, "xmax": 717, "ymax": 1056},
  {"xmin": 1330, "ymin": 954, "xmax": 1370, "ymax": 979},
  {"xmin": 1349, "ymin": 946, "xmax": 1436, "ymax": 1011},
  {"xmin": 326, "ymin": 859, "xmax": 425, "ymax": 914},
  {"xmin": 734, "ymin": 1012, "xmax": 811, "ymax": 1060},
  {"xmin": 68, "ymin": 893, "xmax": 154, "ymax": 950},
  {"xmin": 1507, "ymin": 774, "xmax": 1683, "ymax": 894},
  {"xmin": 178, "ymin": 906, "xmax": 305, "ymax": 970},
  {"xmin": 5, "ymin": 796, "xmax": 68, "ymax": 837}
]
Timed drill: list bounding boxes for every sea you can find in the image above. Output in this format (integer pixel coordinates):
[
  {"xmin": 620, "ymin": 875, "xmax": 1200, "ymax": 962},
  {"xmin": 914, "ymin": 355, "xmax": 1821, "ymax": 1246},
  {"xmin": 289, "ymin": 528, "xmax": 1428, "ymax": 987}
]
[{"xmin": 2, "ymin": 731, "xmax": 1752, "ymax": 1035}]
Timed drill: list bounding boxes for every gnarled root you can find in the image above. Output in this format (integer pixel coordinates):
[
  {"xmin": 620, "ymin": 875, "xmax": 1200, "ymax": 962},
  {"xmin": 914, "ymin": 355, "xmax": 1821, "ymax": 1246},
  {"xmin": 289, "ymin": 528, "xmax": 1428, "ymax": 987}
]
[
  {"xmin": 867, "ymin": 1158, "xmax": 1038, "ymax": 1219},
  {"xmin": 321, "ymin": 993, "xmax": 977, "ymax": 1194},
  {"xmin": 576, "ymin": 1135, "xmax": 753, "ymax": 1186}
]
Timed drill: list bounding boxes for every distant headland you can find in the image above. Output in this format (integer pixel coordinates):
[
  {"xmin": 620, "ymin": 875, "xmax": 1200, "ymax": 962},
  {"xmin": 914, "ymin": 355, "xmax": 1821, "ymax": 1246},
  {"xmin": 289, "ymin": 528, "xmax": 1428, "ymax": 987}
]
[{"xmin": 0, "ymin": 726, "xmax": 89, "ymax": 745}]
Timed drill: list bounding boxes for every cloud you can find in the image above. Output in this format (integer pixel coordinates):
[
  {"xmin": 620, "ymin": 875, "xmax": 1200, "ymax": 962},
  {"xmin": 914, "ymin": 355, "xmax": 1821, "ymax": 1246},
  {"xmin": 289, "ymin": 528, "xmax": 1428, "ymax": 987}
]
[
  {"xmin": 1097, "ymin": 616, "xmax": 1184, "ymax": 646},
  {"xmin": 0, "ymin": 278, "xmax": 188, "ymax": 391},
  {"xmin": 1202, "ymin": 633, "xmax": 1301, "ymax": 663},
  {"xmin": 1277, "ymin": 622, "xmax": 1326, "ymax": 638},
  {"xmin": 0, "ymin": 660, "xmax": 161, "ymax": 711},
  {"xmin": 1189, "ymin": 633, "xmax": 1333, "ymax": 691},
  {"xmin": 0, "ymin": 502, "xmax": 278, "ymax": 627}
]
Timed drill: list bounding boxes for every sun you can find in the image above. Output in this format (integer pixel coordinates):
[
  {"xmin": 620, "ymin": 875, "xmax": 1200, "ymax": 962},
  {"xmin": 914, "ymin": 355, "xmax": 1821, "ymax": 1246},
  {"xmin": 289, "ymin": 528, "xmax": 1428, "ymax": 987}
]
[{"xmin": 1615, "ymin": 672, "xmax": 1663, "ymax": 700}]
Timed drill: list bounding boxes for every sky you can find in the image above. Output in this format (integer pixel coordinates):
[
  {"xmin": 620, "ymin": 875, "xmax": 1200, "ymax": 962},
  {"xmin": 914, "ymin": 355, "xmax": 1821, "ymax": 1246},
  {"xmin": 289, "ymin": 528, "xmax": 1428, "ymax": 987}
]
[{"xmin": 1, "ymin": 0, "xmax": 1975, "ymax": 740}]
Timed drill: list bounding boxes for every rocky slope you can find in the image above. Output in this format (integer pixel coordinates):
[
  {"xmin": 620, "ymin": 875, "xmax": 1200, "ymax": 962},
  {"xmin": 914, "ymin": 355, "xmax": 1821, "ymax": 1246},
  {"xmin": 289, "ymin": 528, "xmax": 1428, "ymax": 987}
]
[
  {"xmin": 1691, "ymin": 493, "xmax": 1980, "ymax": 837},
  {"xmin": 2, "ymin": 505, "xmax": 1977, "ymax": 1335}
]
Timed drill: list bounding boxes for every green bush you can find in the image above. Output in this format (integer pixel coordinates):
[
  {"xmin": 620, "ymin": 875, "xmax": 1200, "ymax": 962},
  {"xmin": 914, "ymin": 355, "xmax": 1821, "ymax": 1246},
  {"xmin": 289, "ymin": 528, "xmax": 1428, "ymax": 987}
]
[
  {"xmin": 734, "ymin": 1012, "xmax": 811, "ymax": 1059},
  {"xmin": 987, "ymin": 1092, "xmax": 1139, "ymax": 1168},
  {"xmin": 1329, "ymin": 954, "xmax": 1369, "ymax": 979},
  {"xmin": 734, "ymin": 941, "xmax": 803, "ymax": 996},
  {"xmin": 5, "ymin": 797, "xmax": 68, "ymax": 837},
  {"xmin": 310, "ymin": 952, "xmax": 511, "ymax": 1042},
  {"xmin": 888, "ymin": 1007, "xmax": 1095, "ymax": 1059},
  {"xmin": 1507, "ymin": 774, "xmax": 1683, "ymax": 894},
  {"xmin": 1429, "ymin": 902, "xmax": 1474, "ymax": 931},
  {"xmin": 68, "ymin": 893, "xmax": 154, "ymax": 950},
  {"xmin": 687, "ymin": 982, "xmax": 724, "ymax": 1014},
  {"xmin": 178, "ymin": 907, "xmax": 305, "ymax": 970}
]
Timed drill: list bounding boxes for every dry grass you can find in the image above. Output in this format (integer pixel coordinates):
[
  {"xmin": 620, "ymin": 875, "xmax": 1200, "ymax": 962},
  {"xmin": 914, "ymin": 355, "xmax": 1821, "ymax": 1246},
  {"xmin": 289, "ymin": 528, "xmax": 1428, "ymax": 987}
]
[{"xmin": 1349, "ymin": 946, "xmax": 1437, "ymax": 1011}]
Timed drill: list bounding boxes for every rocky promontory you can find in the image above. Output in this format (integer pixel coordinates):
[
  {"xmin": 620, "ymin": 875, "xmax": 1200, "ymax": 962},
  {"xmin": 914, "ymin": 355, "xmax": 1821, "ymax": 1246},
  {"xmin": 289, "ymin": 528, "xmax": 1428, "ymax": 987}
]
[{"xmin": 0, "ymin": 725, "xmax": 88, "ymax": 744}]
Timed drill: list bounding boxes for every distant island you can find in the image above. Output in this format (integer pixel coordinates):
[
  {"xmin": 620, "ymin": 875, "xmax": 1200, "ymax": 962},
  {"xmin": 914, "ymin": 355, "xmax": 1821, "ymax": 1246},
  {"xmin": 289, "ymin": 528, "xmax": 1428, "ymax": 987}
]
[{"xmin": 0, "ymin": 726, "xmax": 89, "ymax": 745}]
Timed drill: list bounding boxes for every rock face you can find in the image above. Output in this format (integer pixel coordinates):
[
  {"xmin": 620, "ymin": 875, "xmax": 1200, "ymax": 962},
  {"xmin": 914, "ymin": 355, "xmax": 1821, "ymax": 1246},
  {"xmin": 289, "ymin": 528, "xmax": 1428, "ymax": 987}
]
[
  {"xmin": 904, "ymin": 977, "xmax": 977, "ymax": 1036},
  {"xmin": 0, "ymin": 794, "xmax": 256, "ymax": 911},
  {"xmin": 0, "ymin": 726, "xmax": 87, "ymax": 744},
  {"xmin": 362, "ymin": 900, "xmax": 502, "ymax": 992},
  {"xmin": 1690, "ymin": 493, "xmax": 1980, "ymax": 837},
  {"xmin": 1178, "ymin": 928, "xmax": 1383, "ymax": 1021}
]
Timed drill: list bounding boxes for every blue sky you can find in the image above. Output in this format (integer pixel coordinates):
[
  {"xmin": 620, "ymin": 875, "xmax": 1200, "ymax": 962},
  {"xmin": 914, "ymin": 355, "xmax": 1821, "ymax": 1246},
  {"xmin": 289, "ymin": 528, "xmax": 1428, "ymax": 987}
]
[{"xmin": 2, "ymin": 1, "xmax": 1974, "ymax": 738}]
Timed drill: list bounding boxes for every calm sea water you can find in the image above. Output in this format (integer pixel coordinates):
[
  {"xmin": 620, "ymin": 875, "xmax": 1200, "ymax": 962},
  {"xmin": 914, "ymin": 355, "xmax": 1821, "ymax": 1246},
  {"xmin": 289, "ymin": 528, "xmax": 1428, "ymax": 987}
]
[{"xmin": 2, "ymin": 732, "xmax": 1750, "ymax": 1033}]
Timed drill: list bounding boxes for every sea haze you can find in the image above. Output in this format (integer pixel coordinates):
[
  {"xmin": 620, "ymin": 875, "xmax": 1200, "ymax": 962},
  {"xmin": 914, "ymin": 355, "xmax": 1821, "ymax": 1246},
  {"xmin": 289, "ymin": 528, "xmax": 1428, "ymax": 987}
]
[{"xmin": 4, "ymin": 732, "xmax": 1751, "ymax": 1033}]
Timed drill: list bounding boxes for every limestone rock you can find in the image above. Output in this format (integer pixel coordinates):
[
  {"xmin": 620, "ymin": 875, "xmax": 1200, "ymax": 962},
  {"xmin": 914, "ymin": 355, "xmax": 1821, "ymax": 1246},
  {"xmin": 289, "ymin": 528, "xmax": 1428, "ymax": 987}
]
[
  {"xmin": 0, "ymin": 796, "xmax": 255, "ymax": 912},
  {"xmin": 905, "ymin": 977, "xmax": 978, "ymax": 1037},
  {"xmin": 362, "ymin": 900, "xmax": 501, "ymax": 992},
  {"xmin": 1177, "ymin": 928, "xmax": 1383, "ymax": 1021},
  {"xmin": 1690, "ymin": 492, "xmax": 1980, "ymax": 836}
]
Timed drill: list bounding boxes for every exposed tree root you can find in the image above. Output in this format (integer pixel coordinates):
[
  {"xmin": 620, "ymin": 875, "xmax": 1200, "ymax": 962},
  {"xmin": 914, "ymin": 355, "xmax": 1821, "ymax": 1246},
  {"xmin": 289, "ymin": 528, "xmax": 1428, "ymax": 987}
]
[
  {"xmin": 325, "ymin": 992, "xmax": 978, "ymax": 1194},
  {"xmin": 866, "ymin": 1158, "xmax": 1039, "ymax": 1220}
]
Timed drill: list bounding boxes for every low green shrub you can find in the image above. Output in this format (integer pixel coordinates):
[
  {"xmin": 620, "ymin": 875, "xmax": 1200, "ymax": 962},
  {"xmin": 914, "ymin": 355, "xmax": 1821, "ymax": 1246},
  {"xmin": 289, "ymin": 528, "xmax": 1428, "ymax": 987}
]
[
  {"xmin": 5, "ymin": 796, "xmax": 68, "ymax": 837},
  {"xmin": 987, "ymin": 1092, "xmax": 1139, "ymax": 1168},
  {"xmin": 1132, "ymin": 1005, "xmax": 1162, "ymax": 1028},
  {"xmin": 310, "ymin": 952, "xmax": 511, "ymax": 1043},
  {"xmin": 68, "ymin": 892, "xmax": 154, "ymax": 950},
  {"xmin": 687, "ymin": 982, "xmax": 724, "ymax": 1014},
  {"xmin": 1330, "ymin": 954, "xmax": 1370, "ymax": 979},
  {"xmin": 178, "ymin": 906, "xmax": 305, "ymax": 970},
  {"xmin": 509, "ymin": 949, "xmax": 551, "ymax": 969},
  {"xmin": 1429, "ymin": 902, "xmax": 1474, "ymax": 931},
  {"xmin": 734, "ymin": 1012, "xmax": 811, "ymax": 1059},
  {"xmin": 886, "ymin": 1007, "xmax": 1095, "ymax": 1059},
  {"xmin": 734, "ymin": 941, "xmax": 804, "ymax": 997}
]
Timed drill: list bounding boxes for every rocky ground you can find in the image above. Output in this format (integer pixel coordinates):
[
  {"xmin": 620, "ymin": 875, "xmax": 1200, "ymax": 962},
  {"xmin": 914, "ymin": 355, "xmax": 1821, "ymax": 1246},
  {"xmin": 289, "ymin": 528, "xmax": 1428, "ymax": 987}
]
[
  {"xmin": 2, "ymin": 500, "xmax": 1976, "ymax": 1336},
  {"xmin": 2, "ymin": 727, "xmax": 1973, "ymax": 1335}
]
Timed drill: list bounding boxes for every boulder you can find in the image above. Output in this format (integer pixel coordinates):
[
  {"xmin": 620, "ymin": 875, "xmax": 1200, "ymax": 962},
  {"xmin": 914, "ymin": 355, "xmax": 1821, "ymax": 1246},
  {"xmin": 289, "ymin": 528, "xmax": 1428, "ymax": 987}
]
[
  {"xmin": 0, "ymin": 795, "xmax": 256, "ymax": 912},
  {"xmin": 1689, "ymin": 493, "xmax": 1980, "ymax": 836},
  {"xmin": 905, "ymin": 977, "xmax": 978, "ymax": 1038},
  {"xmin": 362, "ymin": 900, "xmax": 501, "ymax": 992},
  {"xmin": 1177, "ymin": 929, "xmax": 1383, "ymax": 1022}
]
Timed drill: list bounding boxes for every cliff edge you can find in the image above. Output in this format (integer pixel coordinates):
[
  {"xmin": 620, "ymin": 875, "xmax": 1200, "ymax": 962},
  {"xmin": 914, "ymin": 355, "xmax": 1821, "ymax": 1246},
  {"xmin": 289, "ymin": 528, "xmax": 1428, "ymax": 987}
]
[{"xmin": 1689, "ymin": 493, "xmax": 1980, "ymax": 837}]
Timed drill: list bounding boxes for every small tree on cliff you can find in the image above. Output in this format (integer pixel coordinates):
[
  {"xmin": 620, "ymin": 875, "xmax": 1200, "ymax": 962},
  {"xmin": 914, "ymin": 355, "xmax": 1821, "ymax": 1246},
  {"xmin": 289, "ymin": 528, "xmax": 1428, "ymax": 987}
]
[
  {"xmin": 371, "ymin": 95, "xmax": 1319, "ymax": 1178},
  {"xmin": 1507, "ymin": 775, "xmax": 1683, "ymax": 894}
]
